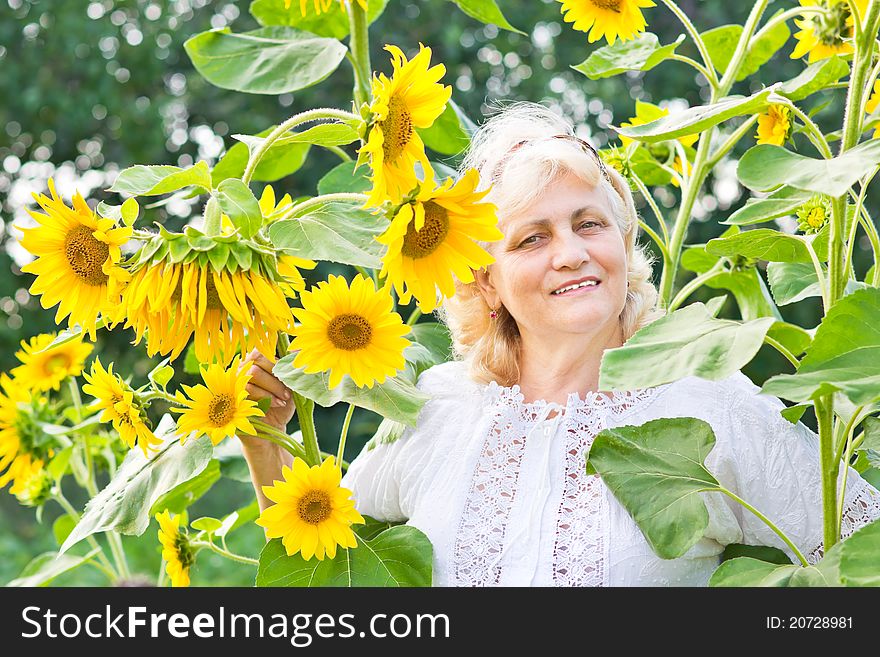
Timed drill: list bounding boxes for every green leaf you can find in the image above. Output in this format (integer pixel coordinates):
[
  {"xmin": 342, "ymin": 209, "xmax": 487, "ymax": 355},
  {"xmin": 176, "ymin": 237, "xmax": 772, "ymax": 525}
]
[
  {"xmin": 720, "ymin": 543, "xmax": 793, "ymax": 565},
  {"xmin": 191, "ymin": 517, "xmax": 224, "ymax": 533},
  {"xmin": 355, "ymin": 515, "xmax": 403, "ymax": 542},
  {"xmin": 52, "ymin": 515, "xmax": 77, "ymax": 547},
  {"xmin": 249, "ymin": 0, "xmax": 389, "ymax": 39},
  {"xmin": 737, "ymin": 140, "xmax": 880, "ymax": 198},
  {"xmin": 273, "ymin": 355, "xmax": 429, "ymax": 426},
  {"xmin": 216, "ymin": 179, "xmax": 262, "ymax": 239},
  {"xmin": 408, "ymin": 322, "xmax": 453, "ymax": 366},
  {"xmin": 778, "ymin": 56, "xmax": 850, "ymax": 102},
  {"xmin": 59, "ymin": 415, "xmax": 214, "ymax": 555},
  {"xmin": 256, "ymin": 525, "xmax": 432, "ymax": 586},
  {"xmin": 767, "ymin": 262, "xmax": 823, "ymax": 305},
  {"xmin": 7, "ymin": 549, "xmax": 101, "ymax": 587},
  {"xmin": 267, "ymin": 201, "xmax": 388, "ymax": 268},
  {"xmin": 586, "ymin": 417, "xmax": 722, "ymax": 559},
  {"xmin": 681, "ymin": 244, "xmax": 722, "ymax": 274},
  {"xmin": 212, "ymin": 127, "xmax": 310, "ymax": 186},
  {"xmin": 703, "ymin": 268, "xmax": 781, "ymax": 321},
  {"xmin": 47, "ymin": 446, "xmax": 73, "ymax": 481},
  {"xmin": 121, "ymin": 197, "xmax": 140, "ymax": 225},
  {"xmin": 317, "ymin": 161, "xmax": 372, "ymax": 195},
  {"xmin": 781, "ymin": 403, "xmax": 810, "ymax": 424},
  {"xmin": 702, "ymin": 25, "xmax": 741, "ymax": 74},
  {"xmin": 418, "ymin": 100, "xmax": 473, "ymax": 156},
  {"xmin": 616, "ymin": 88, "xmax": 773, "ymax": 143},
  {"xmin": 147, "ymin": 358, "xmax": 174, "ymax": 390},
  {"xmin": 225, "ymin": 500, "xmax": 261, "ymax": 536},
  {"xmin": 184, "ymin": 26, "xmax": 347, "ymax": 94},
  {"xmin": 215, "ymin": 439, "xmax": 253, "ymax": 483},
  {"xmin": 703, "ymin": 17, "xmax": 789, "ymax": 81},
  {"xmin": 572, "ymin": 32, "xmax": 684, "ymax": 80},
  {"xmin": 365, "ymin": 417, "xmax": 408, "ymax": 450},
  {"xmin": 828, "ymin": 518, "xmax": 880, "ymax": 586},
  {"xmin": 599, "ymin": 303, "xmax": 775, "ymax": 391},
  {"xmin": 706, "ymin": 229, "xmax": 812, "ymax": 263},
  {"xmin": 109, "ymin": 162, "xmax": 212, "ymax": 196},
  {"xmin": 448, "ymin": 0, "xmax": 524, "ymax": 35},
  {"xmin": 763, "ymin": 287, "xmax": 880, "ymax": 404},
  {"xmin": 862, "ymin": 417, "xmax": 880, "ymax": 452},
  {"xmin": 767, "ymin": 321, "xmax": 812, "ymax": 357},
  {"xmin": 724, "ymin": 186, "xmax": 812, "ymax": 226},
  {"xmin": 149, "ymin": 459, "xmax": 221, "ymax": 516},
  {"xmin": 709, "ymin": 557, "xmax": 804, "ymax": 587}
]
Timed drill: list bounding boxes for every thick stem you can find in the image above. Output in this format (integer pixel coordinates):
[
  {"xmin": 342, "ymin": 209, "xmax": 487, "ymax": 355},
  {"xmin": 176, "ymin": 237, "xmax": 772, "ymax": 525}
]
[
  {"xmin": 293, "ymin": 394, "xmax": 321, "ymax": 467},
  {"xmin": 816, "ymin": 397, "xmax": 841, "ymax": 551},
  {"xmin": 406, "ymin": 308, "xmax": 422, "ymax": 326},
  {"xmin": 203, "ymin": 197, "xmax": 222, "ymax": 237},
  {"xmin": 348, "ymin": 2, "xmax": 372, "ymax": 109}
]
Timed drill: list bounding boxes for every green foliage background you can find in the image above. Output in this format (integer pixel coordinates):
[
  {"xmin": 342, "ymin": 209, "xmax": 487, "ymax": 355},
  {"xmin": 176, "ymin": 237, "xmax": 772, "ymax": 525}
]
[{"xmin": 0, "ymin": 0, "xmax": 870, "ymax": 585}]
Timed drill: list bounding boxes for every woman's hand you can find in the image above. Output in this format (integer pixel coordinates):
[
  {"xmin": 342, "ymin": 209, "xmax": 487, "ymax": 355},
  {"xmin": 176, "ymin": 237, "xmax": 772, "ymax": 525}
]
[{"xmin": 238, "ymin": 348, "xmax": 295, "ymax": 433}]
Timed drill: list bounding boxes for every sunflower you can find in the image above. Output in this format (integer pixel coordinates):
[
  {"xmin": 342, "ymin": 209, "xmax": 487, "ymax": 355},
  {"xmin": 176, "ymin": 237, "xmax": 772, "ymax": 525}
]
[
  {"xmin": 557, "ymin": 0, "xmax": 656, "ymax": 45},
  {"xmin": 796, "ymin": 195, "xmax": 831, "ymax": 233},
  {"xmin": 11, "ymin": 333, "xmax": 93, "ymax": 393},
  {"xmin": 285, "ymin": 0, "xmax": 367, "ymax": 15},
  {"xmin": 14, "ymin": 468, "xmax": 52, "ymax": 507},
  {"xmin": 290, "ymin": 274, "xmax": 411, "ymax": 389},
  {"xmin": 172, "ymin": 356, "xmax": 263, "ymax": 445},
  {"xmin": 790, "ymin": 0, "xmax": 868, "ymax": 62},
  {"xmin": 257, "ymin": 456, "xmax": 364, "ymax": 561},
  {"xmin": 156, "ymin": 510, "xmax": 194, "ymax": 587},
  {"xmin": 619, "ymin": 100, "xmax": 698, "ymax": 150},
  {"xmin": 82, "ymin": 358, "xmax": 161, "ymax": 455},
  {"xmin": 258, "ymin": 185, "xmax": 316, "ymax": 297},
  {"xmin": 16, "ymin": 179, "xmax": 132, "ymax": 340},
  {"xmin": 755, "ymin": 105, "xmax": 792, "ymax": 146},
  {"xmin": 377, "ymin": 168, "xmax": 503, "ymax": 312},
  {"xmin": 360, "ymin": 43, "xmax": 452, "ymax": 208},
  {"xmin": 0, "ymin": 375, "xmax": 44, "ymax": 496}
]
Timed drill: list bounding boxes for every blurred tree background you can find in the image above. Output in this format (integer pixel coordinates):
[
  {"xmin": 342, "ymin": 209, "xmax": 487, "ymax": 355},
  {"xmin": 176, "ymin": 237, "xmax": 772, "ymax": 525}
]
[{"xmin": 0, "ymin": 0, "xmax": 867, "ymax": 585}]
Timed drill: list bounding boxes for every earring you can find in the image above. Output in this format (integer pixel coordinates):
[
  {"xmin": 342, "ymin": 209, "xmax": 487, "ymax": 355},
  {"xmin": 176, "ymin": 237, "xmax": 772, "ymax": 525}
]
[{"xmin": 489, "ymin": 308, "xmax": 498, "ymax": 319}]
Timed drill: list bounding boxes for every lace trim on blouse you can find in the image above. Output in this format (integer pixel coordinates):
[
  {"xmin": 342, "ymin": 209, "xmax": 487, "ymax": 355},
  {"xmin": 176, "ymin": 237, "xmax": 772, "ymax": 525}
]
[
  {"xmin": 805, "ymin": 476, "xmax": 880, "ymax": 565},
  {"xmin": 451, "ymin": 381, "xmax": 666, "ymax": 587}
]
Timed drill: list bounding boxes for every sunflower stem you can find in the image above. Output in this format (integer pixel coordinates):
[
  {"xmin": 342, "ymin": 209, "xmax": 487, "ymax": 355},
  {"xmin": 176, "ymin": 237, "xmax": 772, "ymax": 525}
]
[
  {"xmin": 280, "ymin": 192, "xmax": 370, "ymax": 222},
  {"xmin": 406, "ymin": 308, "xmax": 422, "ymax": 326},
  {"xmin": 54, "ymin": 491, "xmax": 119, "ymax": 581},
  {"xmin": 658, "ymin": 0, "xmax": 719, "ymax": 89},
  {"xmin": 719, "ymin": 489, "xmax": 809, "ymax": 567},
  {"xmin": 252, "ymin": 420, "xmax": 307, "ymax": 460},
  {"xmin": 337, "ymin": 403, "xmax": 355, "ymax": 467},
  {"xmin": 348, "ymin": 1, "xmax": 372, "ymax": 109},
  {"xmin": 191, "ymin": 540, "xmax": 258, "ymax": 566},
  {"xmin": 202, "ymin": 197, "xmax": 222, "ymax": 237},
  {"xmin": 293, "ymin": 393, "xmax": 321, "ymax": 468}
]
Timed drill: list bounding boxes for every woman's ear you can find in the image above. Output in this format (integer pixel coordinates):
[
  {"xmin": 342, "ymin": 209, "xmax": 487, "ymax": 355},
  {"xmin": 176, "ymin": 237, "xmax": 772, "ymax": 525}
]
[{"xmin": 473, "ymin": 265, "xmax": 501, "ymax": 310}]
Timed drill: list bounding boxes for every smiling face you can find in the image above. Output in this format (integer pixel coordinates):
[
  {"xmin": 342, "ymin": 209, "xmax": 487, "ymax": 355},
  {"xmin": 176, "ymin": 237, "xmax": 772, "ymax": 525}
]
[{"xmin": 475, "ymin": 171, "xmax": 629, "ymax": 347}]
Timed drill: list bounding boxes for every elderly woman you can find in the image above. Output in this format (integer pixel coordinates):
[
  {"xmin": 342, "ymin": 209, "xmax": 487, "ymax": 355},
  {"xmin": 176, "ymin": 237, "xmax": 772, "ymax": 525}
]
[{"xmin": 239, "ymin": 102, "xmax": 880, "ymax": 586}]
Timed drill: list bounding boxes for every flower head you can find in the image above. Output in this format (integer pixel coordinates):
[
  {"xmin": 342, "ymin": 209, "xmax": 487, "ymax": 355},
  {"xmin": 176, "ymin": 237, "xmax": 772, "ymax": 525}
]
[
  {"xmin": 290, "ymin": 274, "xmax": 411, "ymax": 389},
  {"xmin": 377, "ymin": 168, "xmax": 503, "ymax": 312},
  {"xmin": 796, "ymin": 195, "xmax": 831, "ymax": 233},
  {"xmin": 0, "ymin": 375, "xmax": 44, "ymax": 496},
  {"xmin": 360, "ymin": 43, "xmax": 451, "ymax": 208},
  {"xmin": 156, "ymin": 510, "xmax": 193, "ymax": 587},
  {"xmin": 172, "ymin": 356, "xmax": 263, "ymax": 445},
  {"xmin": 82, "ymin": 358, "xmax": 161, "ymax": 455},
  {"xmin": 557, "ymin": 0, "xmax": 656, "ymax": 45},
  {"xmin": 256, "ymin": 456, "xmax": 364, "ymax": 561},
  {"xmin": 756, "ymin": 105, "xmax": 792, "ymax": 146},
  {"xmin": 11, "ymin": 333, "xmax": 93, "ymax": 393},
  {"xmin": 16, "ymin": 179, "xmax": 132, "ymax": 339},
  {"xmin": 14, "ymin": 468, "xmax": 52, "ymax": 507},
  {"xmin": 791, "ymin": 0, "xmax": 868, "ymax": 62}
]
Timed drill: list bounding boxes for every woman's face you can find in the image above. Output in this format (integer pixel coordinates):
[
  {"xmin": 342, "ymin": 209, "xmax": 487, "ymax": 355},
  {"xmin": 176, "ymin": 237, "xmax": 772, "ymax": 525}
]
[{"xmin": 476, "ymin": 171, "xmax": 629, "ymax": 346}]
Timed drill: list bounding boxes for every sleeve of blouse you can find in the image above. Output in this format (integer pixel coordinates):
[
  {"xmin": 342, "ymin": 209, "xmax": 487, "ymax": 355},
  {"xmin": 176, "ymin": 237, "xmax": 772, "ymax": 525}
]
[{"xmin": 715, "ymin": 374, "xmax": 880, "ymax": 565}]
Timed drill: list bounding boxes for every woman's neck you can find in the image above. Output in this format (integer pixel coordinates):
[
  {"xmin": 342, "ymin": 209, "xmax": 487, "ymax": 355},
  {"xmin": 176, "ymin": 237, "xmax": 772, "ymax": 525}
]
[{"xmin": 515, "ymin": 322, "xmax": 624, "ymax": 406}]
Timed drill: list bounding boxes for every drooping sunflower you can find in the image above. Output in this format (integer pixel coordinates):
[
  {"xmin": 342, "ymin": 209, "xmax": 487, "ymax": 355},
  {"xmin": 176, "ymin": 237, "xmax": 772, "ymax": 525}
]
[
  {"xmin": 155, "ymin": 510, "xmax": 193, "ymax": 587},
  {"xmin": 290, "ymin": 274, "xmax": 411, "ymax": 389},
  {"xmin": 11, "ymin": 333, "xmax": 93, "ymax": 393},
  {"xmin": 0, "ymin": 375, "xmax": 44, "ymax": 496},
  {"xmin": 284, "ymin": 0, "xmax": 367, "ymax": 15},
  {"xmin": 82, "ymin": 358, "xmax": 161, "ymax": 455},
  {"xmin": 376, "ymin": 168, "xmax": 503, "ymax": 312},
  {"xmin": 360, "ymin": 43, "xmax": 452, "ymax": 208},
  {"xmin": 257, "ymin": 456, "xmax": 364, "ymax": 561},
  {"xmin": 790, "ymin": 0, "xmax": 868, "ymax": 62},
  {"xmin": 557, "ymin": 0, "xmax": 656, "ymax": 45},
  {"xmin": 16, "ymin": 179, "xmax": 132, "ymax": 339},
  {"xmin": 172, "ymin": 356, "xmax": 263, "ymax": 445},
  {"xmin": 756, "ymin": 105, "xmax": 792, "ymax": 146},
  {"xmin": 258, "ymin": 184, "xmax": 317, "ymax": 297}
]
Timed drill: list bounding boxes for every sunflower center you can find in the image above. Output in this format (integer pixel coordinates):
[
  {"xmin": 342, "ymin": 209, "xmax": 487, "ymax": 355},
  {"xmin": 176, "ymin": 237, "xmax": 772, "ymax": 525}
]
[
  {"xmin": 589, "ymin": 0, "xmax": 622, "ymax": 12},
  {"xmin": 816, "ymin": 2, "xmax": 850, "ymax": 46},
  {"xmin": 208, "ymin": 393, "xmax": 235, "ymax": 426},
  {"xmin": 807, "ymin": 207, "xmax": 826, "ymax": 229},
  {"xmin": 327, "ymin": 314, "xmax": 373, "ymax": 350},
  {"xmin": 297, "ymin": 490, "xmax": 332, "ymax": 524},
  {"xmin": 44, "ymin": 353, "xmax": 72, "ymax": 375},
  {"xmin": 380, "ymin": 95, "xmax": 413, "ymax": 162},
  {"xmin": 65, "ymin": 224, "xmax": 110, "ymax": 286},
  {"xmin": 400, "ymin": 202, "xmax": 450, "ymax": 259},
  {"xmin": 204, "ymin": 272, "xmax": 224, "ymax": 310}
]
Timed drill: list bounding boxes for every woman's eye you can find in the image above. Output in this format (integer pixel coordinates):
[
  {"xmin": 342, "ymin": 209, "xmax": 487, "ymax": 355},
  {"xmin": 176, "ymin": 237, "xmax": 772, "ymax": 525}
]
[
  {"xmin": 579, "ymin": 220, "xmax": 600, "ymax": 230},
  {"xmin": 518, "ymin": 235, "xmax": 540, "ymax": 247}
]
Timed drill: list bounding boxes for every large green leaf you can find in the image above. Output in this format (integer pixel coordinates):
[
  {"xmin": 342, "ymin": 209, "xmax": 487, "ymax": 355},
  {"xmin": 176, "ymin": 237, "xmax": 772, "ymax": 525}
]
[
  {"xmin": 724, "ymin": 186, "xmax": 811, "ymax": 226},
  {"xmin": 720, "ymin": 543, "xmax": 793, "ymax": 565},
  {"xmin": 212, "ymin": 126, "xmax": 310, "ymax": 186},
  {"xmin": 703, "ymin": 267, "xmax": 782, "ymax": 321},
  {"xmin": 702, "ymin": 17, "xmax": 789, "ymax": 81},
  {"xmin": 767, "ymin": 262, "xmax": 823, "ymax": 305},
  {"xmin": 616, "ymin": 88, "xmax": 773, "ymax": 143},
  {"xmin": 216, "ymin": 179, "xmax": 262, "ymax": 239},
  {"xmin": 738, "ymin": 140, "xmax": 880, "ymax": 197},
  {"xmin": 273, "ymin": 354, "xmax": 429, "ymax": 426},
  {"xmin": 59, "ymin": 415, "xmax": 214, "ymax": 554},
  {"xmin": 418, "ymin": 100, "xmax": 474, "ymax": 156},
  {"xmin": 862, "ymin": 417, "xmax": 880, "ymax": 452},
  {"xmin": 448, "ymin": 0, "xmax": 524, "ymax": 34},
  {"xmin": 763, "ymin": 287, "xmax": 880, "ymax": 404},
  {"xmin": 256, "ymin": 525, "xmax": 432, "ymax": 586},
  {"xmin": 249, "ymin": 0, "xmax": 389, "ymax": 39},
  {"xmin": 778, "ymin": 56, "xmax": 850, "ymax": 102},
  {"xmin": 184, "ymin": 26, "xmax": 347, "ymax": 94},
  {"xmin": 599, "ymin": 303, "xmax": 775, "ymax": 391},
  {"xmin": 109, "ymin": 162, "xmax": 212, "ymax": 196},
  {"xmin": 572, "ymin": 32, "xmax": 684, "ymax": 80},
  {"xmin": 317, "ymin": 161, "xmax": 372, "ymax": 195},
  {"xmin": 7, "ymin": 549, "xmax": 101, "ymax": 587},
  {"xmin": 709, "ymin": 558, "xmax": 822, "ymax": 586},
  {"xmin": 706, "ymin": 228, "xmax": 812, "ymax": 263},
  {"xmin": 586, "ymin": 417, "xmax": 722, "ymax": 559},
  {"xmin": 408, "ymin": 322, "xmax": 453, "ymax": 366},
  {"xmin": 267, "ymin": 201, "xmax": 387, "ymax": 268},
  {"xmin": 834, "ymin": 518, "xmax": 880, "ymax": 585},
  {"xmin": 149, "ymin": 459, "xmax": 221, "ymax": 515}
]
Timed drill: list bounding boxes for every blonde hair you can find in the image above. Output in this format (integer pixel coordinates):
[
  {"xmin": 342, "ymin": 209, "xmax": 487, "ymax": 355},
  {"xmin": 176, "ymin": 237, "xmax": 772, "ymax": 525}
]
[{"xmin": 436, "ymin": 101, "xmax": 663, "ymax": 387}]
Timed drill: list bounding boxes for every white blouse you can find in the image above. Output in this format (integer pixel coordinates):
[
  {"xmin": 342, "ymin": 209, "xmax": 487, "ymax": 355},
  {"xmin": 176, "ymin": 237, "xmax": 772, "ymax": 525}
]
[{"xmin": 340, "ymin": 360, "xmax": 880, "ymax": 586}]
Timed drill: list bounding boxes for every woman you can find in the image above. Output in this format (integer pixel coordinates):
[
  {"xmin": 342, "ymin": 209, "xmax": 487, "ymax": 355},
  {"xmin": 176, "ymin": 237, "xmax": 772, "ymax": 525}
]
[{"xmin": 239, "ymin": 102, "xmax": 880, "ymax": 586}]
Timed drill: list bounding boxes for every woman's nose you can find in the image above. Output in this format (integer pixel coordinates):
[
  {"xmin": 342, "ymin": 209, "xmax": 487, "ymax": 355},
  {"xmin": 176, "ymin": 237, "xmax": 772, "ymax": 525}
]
[{"xmin": 551, "ymin": 230, "xmax": 590, "ymax": 270}]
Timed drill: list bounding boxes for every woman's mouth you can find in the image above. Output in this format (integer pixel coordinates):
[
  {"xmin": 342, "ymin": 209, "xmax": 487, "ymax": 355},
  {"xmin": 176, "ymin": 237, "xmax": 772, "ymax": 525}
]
[{"xmin": 550, "ymin": 279, "xmax": 601, "ymax": 296}]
